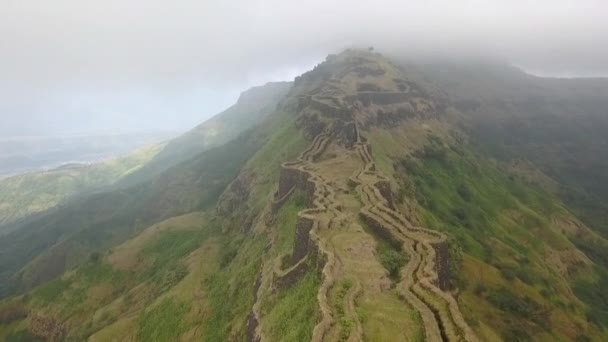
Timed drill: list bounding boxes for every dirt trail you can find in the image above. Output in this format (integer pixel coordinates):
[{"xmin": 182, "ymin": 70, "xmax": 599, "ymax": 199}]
[{"xmin": 269, "ymin": 129, "xmax": 357, "ymax": 342}]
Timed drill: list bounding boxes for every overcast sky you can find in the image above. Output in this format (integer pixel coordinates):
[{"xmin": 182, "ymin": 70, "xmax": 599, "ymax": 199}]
[{"xmin": 1, "ymin": 0, "xmax": 606, "ymax": 137}]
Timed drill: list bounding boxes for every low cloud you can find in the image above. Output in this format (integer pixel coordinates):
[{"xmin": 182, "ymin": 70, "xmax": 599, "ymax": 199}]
[{"xmin": 1, "ymin": 0, "xmax": 606, "ymax": 136}]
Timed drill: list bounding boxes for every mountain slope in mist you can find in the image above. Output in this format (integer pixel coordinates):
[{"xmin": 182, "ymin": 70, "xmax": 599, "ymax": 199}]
[{"xmin": 1, "ymin": 50, "xmax": 608, "ymax": 341}]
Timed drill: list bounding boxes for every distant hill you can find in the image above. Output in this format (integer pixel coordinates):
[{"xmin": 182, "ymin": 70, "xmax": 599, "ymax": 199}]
[
  {"xmin": 0, "ymin": 144, "xmax": 162, "ymax": 231},
  {"xmin": 0, "ymin": 132, "xmax": 174, "ymax": 177},
  {"xmin": 1, "ymin": 50, "xmax": 608, "ymax": 341}
]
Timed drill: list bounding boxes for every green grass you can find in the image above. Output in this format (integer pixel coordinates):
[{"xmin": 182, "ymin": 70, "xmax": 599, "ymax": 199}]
[
  {"xmin": 360, "ymin": 218, "xmax": 407, "ymax": 282},
  {"xmin": 31, "ymin": 278, "xmax": 70, "ymax": 303},
  {"xmin": 334, "ymin": 279, "xmax": 354, "ymax": 341},
  {"xmin": 139, "ymin": 230, "xmax": 207, "ymax": 285},
  {"xmin": 275, "ymin": 190, "xmax": 308, "ymax": 253},
  {"xmin": 367, "ymin": 133, "xmax": 599, "ymax": 338},
  {"xmin": 137, "ymin": 297, "xmax": 189, "ymax": 341},
  {"xmin": 264, "ymin": 266, "xmax": 321, "ymax": 342},
  {"xmin": 396, "ymin": 136, "xmax": 565, "ymax": 262},
  {"xmin": 572, "ymin": 267, "xmax": 608, "ymax": 328},
  {"xmin": 202, "ymin": 234, "xmax": 267, "ymax": 341},
  {"xmin": 379, "ymin": 250, "xmax": 408, "ymax": 281}
]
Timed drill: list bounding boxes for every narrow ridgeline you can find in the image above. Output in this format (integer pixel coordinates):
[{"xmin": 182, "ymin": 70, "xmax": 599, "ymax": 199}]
[{"xmin": 251, "ymin": 50, "xmax": 477, "ymax": 341}]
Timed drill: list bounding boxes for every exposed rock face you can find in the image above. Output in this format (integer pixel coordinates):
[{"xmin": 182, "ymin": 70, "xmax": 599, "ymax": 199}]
[
  {"xmin": 359, "ymin": 211, "xmax": 403, "ymax": 249},
  {"xmin": 276, "ymin": 167, "xmax": 314, "ymax": 205},
  {"xmin": 374, "ymin": 180, "xmax": 395, "ymax": 210},
  {"xmin": 347, "ymin": 91, "xmax": 413, "ymax": 106},
  {"xmin": 246, "ymin": 275, "xmax": 263, "ymax": 342},
  {"xmin": 333, "ymin": 120, "xmax": 358, "ymax": 148},
  {"xmin": 296, "ymin": 110, "xmax": 326, "ymax": 139},
  {"xmin": 292, "ymin": 216, "xmax": 314, "ymax": 263},
  {"xmin": 217, "ymin": 169, "xmax": 256, "ymax": 217},
  {"xmin": 274, "ymin": 259, "xmax": 310, "ymax": 290},
  {"xmin": 432, "ymin": 241, "xmax": 450, "ymax": 291}
]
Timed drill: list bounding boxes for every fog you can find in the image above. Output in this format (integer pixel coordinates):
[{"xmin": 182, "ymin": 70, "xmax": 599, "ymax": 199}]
[{"xmin": 1, "ymin": 0, "xmax": 606, "ymax": 137}]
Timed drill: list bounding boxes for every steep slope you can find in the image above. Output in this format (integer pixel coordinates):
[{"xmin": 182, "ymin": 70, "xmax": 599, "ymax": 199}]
[
  {"xmin": 0, "ymin": 144, "xmax": 162, "ymax": 231},
  {"xmin": 120, "ymin": 81, "xmax": 291, "ymax": 185},
  {"xmin": 0, "ymin": 81, "xmax": 291, "ymax": 298},
  {"xmin": 0, "ymin": 130, "xmax": 267, "ymax": 298},
  {"xmin": 1, "ymin": 49, "xmax": 608, "ymax": 342},
  {"xmin": 409, "ymin": 61, "xmax": 608, "ymax": 237}
]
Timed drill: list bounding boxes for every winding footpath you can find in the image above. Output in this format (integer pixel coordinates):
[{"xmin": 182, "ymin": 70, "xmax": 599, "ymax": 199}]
[{"xmin": 350, "ymin": 123, "xmax": 478, "ymax": 342}]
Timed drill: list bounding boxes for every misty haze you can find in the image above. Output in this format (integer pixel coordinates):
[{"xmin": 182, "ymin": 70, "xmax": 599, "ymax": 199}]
[{"xmin": 1, "ymin": 1, "xmax": 607, "ymax": 341}]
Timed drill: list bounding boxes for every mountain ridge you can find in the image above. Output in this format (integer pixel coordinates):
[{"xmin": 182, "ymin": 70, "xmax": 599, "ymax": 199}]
[{"xmin": 1, "ymin": 49, "xmax": 608, "ymax": 341}]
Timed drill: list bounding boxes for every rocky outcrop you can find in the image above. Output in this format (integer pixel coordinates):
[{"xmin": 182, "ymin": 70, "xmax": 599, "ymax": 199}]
[
  {"xmin": 374, "ymin": 179, "xmax": 395, "ymax": 210},
  {"xmin": 292, "ymin": 216, "xmax": 314, "ymax": 263},
  {"xmin": 332, "ymin": 120, "xmax": 358, "ymax": 147},
  {"xmin": 246, "ymin": 275, "xmax": 262, "ymax": 342},
  {"xmin": 359, "ymin": 211, "xmax": 402, "ymax": 249},
  {"xmin": 297, "ymin": 95, "xmax": 350, "ymax": 121},
  {"xmin": 217, "ymin": 169, "xmax": 256, "ymax": 217},
  {"xmin": 274, "ymin": 258, "xmax": 310, "ymax": 290},
  {"xmin": 433, "ymin": 241, "xmax": 450, "ymax": 291},
  {"xmin": 347, "ymin": 91, "xmax": 413, "ymax": 106},
  {"xmin": 276, "ymin": 167, "xmax": 314, "ymax": 201}
]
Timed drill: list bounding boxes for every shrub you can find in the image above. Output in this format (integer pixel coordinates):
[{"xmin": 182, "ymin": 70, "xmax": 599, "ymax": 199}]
[{"xmin": 379, "ymin": 250, "xmax": 408, "ymax": 280}]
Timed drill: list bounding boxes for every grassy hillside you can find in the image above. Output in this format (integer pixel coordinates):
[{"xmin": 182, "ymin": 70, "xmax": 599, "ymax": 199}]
[
  {"xmin": 0, "ymin": 144, "xmax": 162, "ymax": 231},
  {"xmin": 0, "ymin": 90, "xmax": 309, "ymax": 340},
  {"xmin": 0, "ymin": 81, "xmax": 293, "ymax": 298},
  {"xmin": 0, "ymin": 128, "xmax": 269, "ymax": 298},
  {"xmin": 0, "ymin": 212, "xmax": 217, "ymax": 341},
  {"xmin": 412, "ymin": 61, "xmax": 608, "ymax": 238},
  {"xmin": 370, "ymin": 130, "xmax": 608, "ymax": 340}
]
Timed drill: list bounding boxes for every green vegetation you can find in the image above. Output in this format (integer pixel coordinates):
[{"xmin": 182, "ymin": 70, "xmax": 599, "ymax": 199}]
[
  {"xmin": 137, "ymin": 298, "xmax": 189, "ymax": 341},
  {"xmin": 4, "ymin": 330, "xmax": 44, "ymax": 342},
  {"xmin": 0, "ymin": 129, "xmax": 265, "ymax": 297},
  {"xmin": 379, "ymin": 250, "xmax": 408, "ymax": 281},
  {"xmin": 370, "ymin": 132, "xmax": 602, "ymax": 339},
  {"xmin": 573, "ymin": 267, "xmax": 608, "ymax": 327},
  {"xmin": 274, "ymin": 190, "xmax": 308, "ymax": 253},
  {"xmin": 139, "ymin": 230, "xmax": 206, "ymax": 286},
  {"xmin": 396, "ymin": 136, "xmax": 563, "ymax": 262},
  {"xmin": 31, "ymin": 278, "xmax": 70, "ymax": 303},
  {"xmin": 264, "ymin": 268, "xmax": 321, "ymax": 342},
  {"xmin": 334, "ymin": 279, "xmax": 354, "ymax": 341},
  {"xmin": 202, "ymin": 234, "xmax": 266, "ymax": 341},
  {"xmin": 361, "ymin": 217, "xmax": 408, "ymax": 282},
  {"xmin": 484, "ymin": 287, "xmax": 547, "ymax": 327}
]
